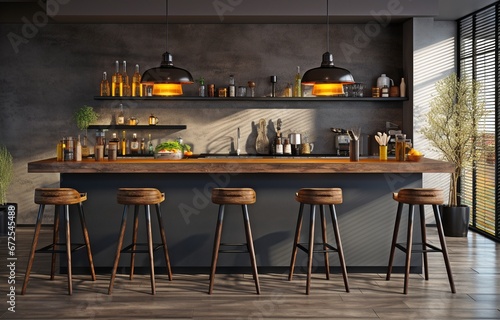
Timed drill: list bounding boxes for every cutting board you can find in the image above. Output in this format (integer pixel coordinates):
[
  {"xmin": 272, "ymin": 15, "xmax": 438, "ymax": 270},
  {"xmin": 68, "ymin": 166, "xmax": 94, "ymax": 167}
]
[{"xmin": 255, "ymin": 118, "xmax": 269, "ymax": 154}]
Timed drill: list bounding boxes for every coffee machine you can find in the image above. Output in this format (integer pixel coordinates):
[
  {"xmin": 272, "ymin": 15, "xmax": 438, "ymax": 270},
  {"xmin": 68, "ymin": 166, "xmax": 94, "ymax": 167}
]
[{"xmin": 331, "ymin": 128, "xmax": 350, "ymax": 156}]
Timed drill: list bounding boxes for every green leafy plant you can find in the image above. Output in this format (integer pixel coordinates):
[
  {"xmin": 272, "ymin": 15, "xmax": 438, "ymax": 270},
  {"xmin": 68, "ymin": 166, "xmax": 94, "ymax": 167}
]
[
  {"xmin": 0, "ymin": 145, "xmax": 13, "ymax": 205},
  {"xmin": 421, "ymin": 73, "xmax": 486, "ymax": 207},
  {"xmin": 74, "ymin": 105, "xmax": 99, "ymax": 135}
]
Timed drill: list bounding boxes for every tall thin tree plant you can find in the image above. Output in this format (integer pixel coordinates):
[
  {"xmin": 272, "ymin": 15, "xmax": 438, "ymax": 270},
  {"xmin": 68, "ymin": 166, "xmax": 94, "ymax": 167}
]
[{"xmin": 421, "ymin": 73, "xmax": 486, "ymax": 207}]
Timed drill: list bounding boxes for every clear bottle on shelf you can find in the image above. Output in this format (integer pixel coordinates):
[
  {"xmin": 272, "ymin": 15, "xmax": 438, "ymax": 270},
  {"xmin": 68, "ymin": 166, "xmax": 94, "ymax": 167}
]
[
  {"xmin": 100, "ymin": 71, "xmax": 110, "ymax": 96},
  {"xmin": 140, "ymin": 137, "xmax": 146, "ymax": 154},
  {"xmin": 75, "ymin": 135, "xmax": 82, "ymax": 161},
  {"xmin": 122, "ymin": 60, "xmax": 131, "ymax": 96},
  {"xmin": 228, "ymin": 75, "xmax": 235, "ymax": 97},
  {"xmin": 111, "ymin": 60, "xmax": 123, "ymax": 97},
  {"xmin": 148, "ymin": 133, "xmax": 154, "ymax": 155},
  {"xmin": 130, "ymin": 133, "xmax": 139, "ymax": 154},
  {"xmin": 117, "ymin": 104, "xmax": 125, "ymax": 125},
  {"xmin": 132, "ymin": 64, "xmax": 142, "ymax": 97},
  {"xmin": 293, "ymin": 66, "xmax": 302, "ymax": 97},
  {"xmin": 198, "ymin": 77, "xmax": 206, "ymax": 97}
]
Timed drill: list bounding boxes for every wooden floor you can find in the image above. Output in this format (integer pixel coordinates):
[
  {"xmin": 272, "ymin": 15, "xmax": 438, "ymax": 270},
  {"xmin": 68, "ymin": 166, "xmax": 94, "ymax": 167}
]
[{"xmin": 1, "ymin": 226, "xmax": 499, "ymax": 319}]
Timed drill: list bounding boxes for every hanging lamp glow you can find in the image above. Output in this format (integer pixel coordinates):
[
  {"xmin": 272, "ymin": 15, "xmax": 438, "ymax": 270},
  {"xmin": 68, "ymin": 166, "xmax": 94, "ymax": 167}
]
[
  {"xmin": 141, "ymin": 0, "xmax": 193, "ymax": 96},
  {"xmin": 302, "ymin": 0, "xmax": 355, "ymax": 96}
]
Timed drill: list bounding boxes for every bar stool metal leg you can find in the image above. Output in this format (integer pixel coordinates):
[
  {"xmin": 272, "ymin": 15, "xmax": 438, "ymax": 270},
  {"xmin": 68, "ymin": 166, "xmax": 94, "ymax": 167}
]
[
  {"xmin": 242, "ymin": 204, "xmax": 260, "ymax": 294},
  {"xmin": 403, "ymin": 204, "xmax": 415, "ymax": 295},
  {"xmin": 419, "ymin": 205, "xmax": 429, "ymax": 280},
  {"xmin": 21, "ymin": 205, "xmax": 45, "ymax": 295},
  {"xmin": 329, "ymin": 204, "xmax": 350, "ymax": 292},
  {"xmin": 306, "ymin": 205, "xmax": 316, "ymax": 295},
  {"xmin": 77, "ymin": 202, "xmax": 96, "ymax": 281},
  {"xmin": 108, "ymin": 205, "xmax": 128, "ymax": 295},
  {"xmin": 145, "ymin": 204, "xmax": 156, "ymax": 295},
  {"xmin": 386, "ymin": 202, "xmax": 403, "ymax": 281},
  {"xmin": 208, "ymin": 204, "xmax": 225, "ymax": 294},
  {"xmin": 288, "ymin": 203, "xmax": 304, "ymax": 281},
  {"xmin": 156, "ymin": 203, "xmax": 173, "ymax": 281},
  {"xmin": 320, "ymin": 205, "xmax": 330, "ymax": 280},
  {"xmin": 64, "ymin": 204, "xmax": 73, "ymax": 295},
  {"xmin": 50, "ymin": 205, "xmax": 60, "ymax": 280},
  {"xmin": 433, "ymin": 205, "xmax": 456, "ymax": 293},
  {"xmin": 129, "ymin": 205, "xmax": 140, "ymax": 280}
]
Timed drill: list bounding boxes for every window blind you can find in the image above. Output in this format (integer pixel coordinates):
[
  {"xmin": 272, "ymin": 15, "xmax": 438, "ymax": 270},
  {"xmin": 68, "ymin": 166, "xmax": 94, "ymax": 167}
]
[{"xmin": 459, "ymin": 3, "xmax": 499, "ymax": 239}]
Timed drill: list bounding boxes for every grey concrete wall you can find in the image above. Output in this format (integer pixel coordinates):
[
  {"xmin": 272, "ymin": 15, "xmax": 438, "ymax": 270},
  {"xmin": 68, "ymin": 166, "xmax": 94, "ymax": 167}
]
[{"xmin": 0, "ymin": 23, "xmax": 404, "ymax": 224}]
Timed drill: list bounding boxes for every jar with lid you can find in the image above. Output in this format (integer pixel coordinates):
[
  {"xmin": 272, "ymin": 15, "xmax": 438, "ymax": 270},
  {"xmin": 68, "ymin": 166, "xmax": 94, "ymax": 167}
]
[{"xmin": 64, "ymin": 137, "xmax": 74, "ymax": 161}]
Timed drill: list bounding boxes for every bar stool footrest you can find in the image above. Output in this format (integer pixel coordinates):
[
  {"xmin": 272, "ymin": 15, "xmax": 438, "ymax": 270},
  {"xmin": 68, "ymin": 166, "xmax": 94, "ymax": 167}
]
[
  {"xmin": 219, "ymin": 243, "xmax": 249, "ymax": 254},
  {"xmin": 36, "ymin": 243, "xmax": 86, "ymax": 254},
  {"xmin": 121, "ymin": 243, "xmax": 164, "ymax": 254},
  {"xmin": 297, "ymin": 243, "xmax": 337, "ymax": 254},
  {"xmin": 395, "ymin": 242, "xmax": 444, "ymax": 254}
]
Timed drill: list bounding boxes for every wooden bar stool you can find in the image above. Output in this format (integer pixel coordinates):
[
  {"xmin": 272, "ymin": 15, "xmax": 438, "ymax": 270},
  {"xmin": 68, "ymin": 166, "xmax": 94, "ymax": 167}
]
[
  {"xmin": 289, "ymin": 188, "xmax": 349, "ymax": 295},
  {"xmin": 209, "ymin": 188, "xmax": 260, "ymax": 294},
  {"xmin": 22, "ymin": 188, "xmax": 96, "ymax": 295},
  {"xmin": 108, "ymin": 188, "xmax": 172, "ymax": 295},
  {"xmin": 386, "ymin": 188, "xmax": 456, "ymax": 294}
]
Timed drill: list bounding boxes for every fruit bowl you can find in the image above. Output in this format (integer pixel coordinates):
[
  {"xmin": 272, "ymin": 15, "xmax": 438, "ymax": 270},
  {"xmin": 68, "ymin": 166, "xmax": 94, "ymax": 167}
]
[
  {"xmin": 154, "ymin": 150, "xmax": 183, "ymax": 160},
  {"xmin": 407, "ymin": 154, "xmax": 424, "ymax": 162}
]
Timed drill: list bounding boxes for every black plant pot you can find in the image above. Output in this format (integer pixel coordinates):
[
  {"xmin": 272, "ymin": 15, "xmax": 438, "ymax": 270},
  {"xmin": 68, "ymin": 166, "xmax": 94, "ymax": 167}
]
[
  {"xmin": 0, "ymin": 203, "xmax": 17, "ymax": 237},
  {"xmin": 441, "ymin": 205, "xmax": 470, "ymax": 237}
]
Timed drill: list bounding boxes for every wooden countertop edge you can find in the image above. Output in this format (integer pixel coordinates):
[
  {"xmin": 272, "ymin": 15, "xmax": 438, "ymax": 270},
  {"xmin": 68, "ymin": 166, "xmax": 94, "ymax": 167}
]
[{"xmin": 27, "ymin": 157, "xmax": 455, "ymax": 174}]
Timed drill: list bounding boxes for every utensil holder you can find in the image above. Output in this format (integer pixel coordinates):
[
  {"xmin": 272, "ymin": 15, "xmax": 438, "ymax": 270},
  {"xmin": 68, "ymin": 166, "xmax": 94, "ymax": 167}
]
[
  {"xmin": 349, "ymin": 140, "xmax": 359, "ymax": 162},
  {"xmin": 379, "ymin": 145, "xmax": 388, "ymax": 160}
]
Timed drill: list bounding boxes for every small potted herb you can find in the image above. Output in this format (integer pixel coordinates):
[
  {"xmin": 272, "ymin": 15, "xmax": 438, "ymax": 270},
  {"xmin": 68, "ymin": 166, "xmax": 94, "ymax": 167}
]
[{"xmin": 74, "ymin": 105, "xmax": 99, "ymax": 157}]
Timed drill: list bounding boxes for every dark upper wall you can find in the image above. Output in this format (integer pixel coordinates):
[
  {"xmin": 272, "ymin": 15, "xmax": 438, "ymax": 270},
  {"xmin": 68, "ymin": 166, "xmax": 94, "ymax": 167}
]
[{"xmin": 0, "ymin": 22, "xmax": 403, "ymax": 223}]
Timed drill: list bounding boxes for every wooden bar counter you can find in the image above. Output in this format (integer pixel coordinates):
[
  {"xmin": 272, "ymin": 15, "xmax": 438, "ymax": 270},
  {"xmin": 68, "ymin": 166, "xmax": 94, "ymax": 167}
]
[
  {"xmin": 28, "ymin": 156, "xmax": 453, "ymax": 174},
  {"xmin": 28, "ymin": 156, "xmax": 453, "ymax": 274}
]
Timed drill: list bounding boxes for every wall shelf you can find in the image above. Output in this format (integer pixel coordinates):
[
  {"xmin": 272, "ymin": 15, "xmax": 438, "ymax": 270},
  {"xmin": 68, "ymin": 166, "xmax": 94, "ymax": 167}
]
[
  {"xmin": 88, "ymin": 125, "xmax": 187, "ymax": 130},
  {"xmin": 94, "ymin": 96, "xmax": 408, "ymax": 102}
]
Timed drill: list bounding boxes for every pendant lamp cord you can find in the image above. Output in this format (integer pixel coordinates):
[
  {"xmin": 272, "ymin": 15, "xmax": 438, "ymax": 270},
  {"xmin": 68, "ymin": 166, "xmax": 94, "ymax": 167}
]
[
  {"xmin": 165, "ymin": 0, "xmax": 169, "ymax": 51},
  {"xmin": 326, "ymin": 0, "xmax": 330, "ymax": 53}
]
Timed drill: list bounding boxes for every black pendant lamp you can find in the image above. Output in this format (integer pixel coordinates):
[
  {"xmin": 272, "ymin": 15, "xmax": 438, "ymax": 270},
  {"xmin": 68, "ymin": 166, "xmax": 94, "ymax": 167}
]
[
  {"xmin": 302, "ymin": 0, "xmax": 355, "ymax": 96},
  {"xmin": 141, "ymin": 0, "xmax": 194, "ymax": 96}
]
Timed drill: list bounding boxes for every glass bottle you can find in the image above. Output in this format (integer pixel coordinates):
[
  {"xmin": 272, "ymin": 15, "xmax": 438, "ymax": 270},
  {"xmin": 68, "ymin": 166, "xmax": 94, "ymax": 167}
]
[
  {"xmin": 132, "ymin": 64, "xmax": 142, "ymax": 97},
  {"xmin": 228, "ymin": 74, "xmax": 235, "ymax": 97},
  {"xmin": 275, "ymin": 137, "xmax": 283, "ymax": 155},
  {"xmin": 121, "ymin": 130, "xmax": 127, "ymax": 156},
  {"xmin": 148, "ymin": 133, "xmax": 154, "ymax": 155},
  {"xmin": 130, "ymin": 133, "xmax": 139, "ymax": 154},
  {"xmin": 198, "ymin": 77, "xmax": 206, "ymax": 97},
  {"xmin": 283, "ymin": 138, "xmax": 291, "ymax": 155},
  {"xmin": 140, "ymin": 137, "xmax": 146, "ymax": 155},
  {"xmin": 110, "ymin": 132, "xmax": 120, "ymax": 155},
  {"xmin": 75, "ymin": 135, "xmax": 82, "ymax": 161},
  {"xmin": 81, "ymin": 135, "xmax": 90, "ymax": 158},
  {"xmin": 293, "ymin": 66, "xmax": 302, "ymax": 97},
  {"xmin": 111, "ymin": 60, "xmax": 123, "ymax": 97},
  {"xmin": 56, "ymin": 138, "xmax": 65, "ymax": 161},
  {"xmin": 122, "ymin": 60, "xmax": 131, "ymax": 96},
  {"xmin": 100, "ymin": 71, "xmax": 110, "ymax": 96},
  {"xmin": 117, "ymin": 103, "xmax": 125, "ymax": 125}
]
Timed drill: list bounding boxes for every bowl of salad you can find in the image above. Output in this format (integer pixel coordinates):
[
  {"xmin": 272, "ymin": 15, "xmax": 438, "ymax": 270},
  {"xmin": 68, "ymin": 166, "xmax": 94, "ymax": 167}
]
[{"xmin": 154, "ymin": 140, "xmax": 191, "ymax": 160}]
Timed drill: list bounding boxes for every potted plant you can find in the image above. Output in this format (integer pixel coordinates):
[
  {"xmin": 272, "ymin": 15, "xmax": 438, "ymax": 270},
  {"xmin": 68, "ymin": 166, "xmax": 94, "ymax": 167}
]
[
  {"xmin": 74, "ymin": 105, "xmax": 99, "ymax": 157},
  {"xmin": 0, "ymin": 145, "xmax": 14, "ymax": 237},
  {"xmin": 421, "ymin": 73, "xmax": 486, "ymax": 237}
]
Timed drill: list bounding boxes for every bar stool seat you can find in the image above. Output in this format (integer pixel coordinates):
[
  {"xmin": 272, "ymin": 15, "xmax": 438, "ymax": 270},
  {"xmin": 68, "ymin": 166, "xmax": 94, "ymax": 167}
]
[
  {"xmin": 209, "ymin": 188, "xmax": 260, "ymax": 294},
  {"xmin": 108, "ymin": 188, "xmax": 172, "ymax": 295},
  {"xmin": 386, "ymin": 188, "xmax": 456, "ymax": 294},
  {"xmin": 22, "ymin": 188, "xmax": 96, "ymax": 295},
  {"xmin": 289, "ymin": 188, "xmax": 349, "ymax": 295}
]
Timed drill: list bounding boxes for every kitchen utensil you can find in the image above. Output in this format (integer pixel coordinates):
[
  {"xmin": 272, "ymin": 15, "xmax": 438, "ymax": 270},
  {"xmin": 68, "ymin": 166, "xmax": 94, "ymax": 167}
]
[{"xmin": 255, "ymin": 118, "xmax": 269, "ymax": 154}]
